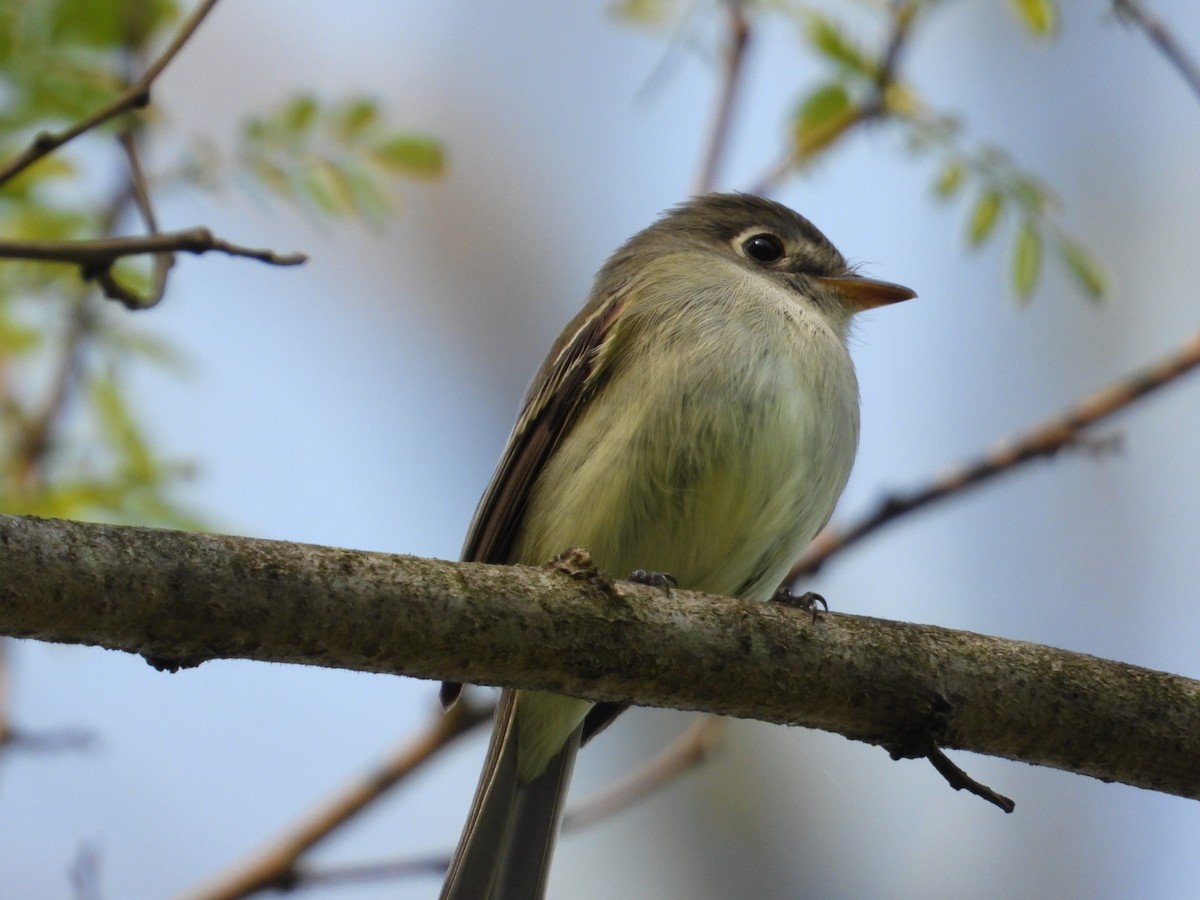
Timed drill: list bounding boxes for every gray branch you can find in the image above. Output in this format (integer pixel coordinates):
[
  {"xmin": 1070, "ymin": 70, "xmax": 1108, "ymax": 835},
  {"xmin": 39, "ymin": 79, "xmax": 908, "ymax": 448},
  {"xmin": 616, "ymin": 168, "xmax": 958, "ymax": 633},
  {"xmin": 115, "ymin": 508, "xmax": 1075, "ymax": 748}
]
[
  {"xmin": 0, "ymin": 229, "xmax": 306, "ymax": 267},
  {"xmin": 2, "ymin": 513, "xmax": 1197, "ymax": 800}
]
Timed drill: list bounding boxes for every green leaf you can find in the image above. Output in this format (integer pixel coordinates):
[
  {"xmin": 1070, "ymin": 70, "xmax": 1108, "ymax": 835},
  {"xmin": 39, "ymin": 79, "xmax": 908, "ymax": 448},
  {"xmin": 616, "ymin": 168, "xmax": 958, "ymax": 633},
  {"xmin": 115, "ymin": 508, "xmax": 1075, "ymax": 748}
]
[
  {"xmin": 338, "ymin": 163, "xmax": 393, "ymax": 225},
  {"xmin": 1008, "ymin": 0, "xmax": 1058, "ymax": 37},
  {"xmin": 0, "ymin": 155, "xmax": 77, "ymax": 204},
  {"xmin": 242, "ymin": 116, "xmax": 271, "ymax": 144},
  {"xmin": 933, "ymin": 158, "xmax": 966, "ymax": 199},
  {"xmin": 282, "ymin": 94, "xmax": 319, "ymax": 135},
  {"xmin": 8, "ymin": 204, "xmax": 91, "ymax": 241},
  {"xmin": 802, "ymin": 12, "xmax": 876, "ymax": 77},
  {"xmin": 796, "ymin": 83, "xmax": 851, "ymax": 133},
  {"xmin": 905, "ymin": 115, "xmax": 960, "ymax": 154},
  {"xmin": 297, "ymin": 163, "xmax": 344, "ymax": 216},
  {"xmin": 968, "ymin": 190, "xmax": 1004, "ymax": 246},
  {"xmin": 16, "ymin": 481, "xmax": 108, "ymax": 519},
  {"xmin": 791, "ymin": 82, "xmax": 854, "ymax": 159},
  {"xmin": 234, "ymin": 95, "xmax": 444, "ymax": 222},
  {"xmin": 1012, "ymin": 220, "xmax": 1042, "ymax": 300},
  {"xmin": 0, "ymin": 315, "xmax": 42, "ymax": 356},
  {"xmin": 1010, "ymin": 175, "xmax": 1055, "ymax": 215},
  {"xmin": 26, "ymin": 61, "xmax": 125, "ymax": 124},
  {"xmin": 609, "ymin": 0, "xmax": 685, "ymax": 26},
  {"xmin": 1056, "ymin": 237, "xmax": 1108, "ymax": 300},
  {"xmin": 48, "ymin": 0, "xmax": 180, "ymax": 50},
  {"xmin": 108, "ymin": 257, "xmax": 155, "ymax": 300},
  {"xmin": 247, "ymin": 157, "xmax": 293, "ymax": 198},
  {"xmin": 336, "ymin": 97, "xmax": 379, "ymax": 142},
  {"xmin": 371, "ymin": 134, "xmax": 444, "ymax": 178}
]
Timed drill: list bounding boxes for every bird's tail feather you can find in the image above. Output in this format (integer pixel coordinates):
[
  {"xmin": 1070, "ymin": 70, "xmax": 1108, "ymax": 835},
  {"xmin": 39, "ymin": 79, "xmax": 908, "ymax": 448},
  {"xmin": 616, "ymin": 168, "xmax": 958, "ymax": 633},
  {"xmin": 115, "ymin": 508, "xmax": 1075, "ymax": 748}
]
[{"xmin": 441, "ymin": 689, "xmax": 583, "ymax": 900}]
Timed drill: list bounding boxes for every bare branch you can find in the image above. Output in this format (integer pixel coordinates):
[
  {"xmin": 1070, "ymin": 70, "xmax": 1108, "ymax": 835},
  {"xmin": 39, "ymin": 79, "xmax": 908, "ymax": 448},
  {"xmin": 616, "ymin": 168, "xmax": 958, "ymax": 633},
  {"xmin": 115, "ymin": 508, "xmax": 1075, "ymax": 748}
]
[
  {"xmin": 905, "ymin": 732, "xmax": 1015, "ymax": 813},
  {"xmin": 13, "ymin": 295, "xmax": 96, "ymax": 487},
  {"xmin": 694, "ymin": 2, "xmax": 751, "ymax": 194},
  {"xmin": 2, "ymin": 725, "xmax": 96, "ymax": 754},
  {"xmin": 0, "ymin": 639, "xmax": 95, "ymax": 756},
  {"xmin": 0, "ymin": 229, "xmax": 306, "ymax": 282},
  {"xmin": 0, "ymin": 223, "xmax": 305, "ymax": 311},
  {"xmin": 791, "ymin": 328, "xmax": 1200, "ymax": 578},
  {"xmin": 3, "ymin": 515, "xmax": 1200, "ymax": 803},
  {"xmin": 564, "ymin": 715, "xmax": 727, "ymax": 830},
  {"xmin": 269, "ymin": 715, "xmax": 730, "ymax": 892},
  {"xmin": 109, "ymin": 130, "xmax": 175, "ymax": 309},
  {"xmin": 751, "ymin": 0, "xmax": 919, "ymax": 195},
  {"xmin": 184, "ymin": 702, "xmax": 489, "ymax": 900},
  {"xmin": 1113, "ymin": 0, "xmax": 1200, "ymax": 104},
  {"xmin": 70, "ymin": 844, "xmax": 103, "ymax": 900},
  {"xmin": 274, "ymin": 856, "xmax": 449, "ymax": 893},
  {"xmin": 0, "ymin": 0, "xmax": 225, "ymax": 187},
  {"xmin": 11, "ymin": 171, "xmax": 141, "ymax": 490}
]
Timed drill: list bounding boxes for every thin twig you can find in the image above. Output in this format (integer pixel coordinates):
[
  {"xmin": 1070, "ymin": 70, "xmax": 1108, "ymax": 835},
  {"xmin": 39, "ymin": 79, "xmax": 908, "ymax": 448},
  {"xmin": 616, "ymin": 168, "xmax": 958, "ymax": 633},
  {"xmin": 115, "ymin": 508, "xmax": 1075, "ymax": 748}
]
[
  {"xmin": 181, "ymin": 700, "xmax": 489, "ymax": 900},
  {"xmin": 0, "ymin": 229, "xmax": 306, "ymax": 268},
  {"xmin": 13, "ymin": 296, "xmax": 94, "ymax": 487},
  {"xmin": 0, "ymin": 0, "xmax": 224, "ymax": 186},
  {"xmin": 790, "ymin": 328, "xmax": 1200, "ymax": 578},
  {"xmin": 694, "ymin": 2, "xmax": 751, "ymax": 194},
  {"xmin": 112, "ymin": 130, "xmax": 175, "ymax": 309},
  {"xmin": 69, "ymin": 843, "xmax": 104, "ymax": 900},
  {"xmin": 1113, "ymin": 0, "xmax": 1200, "ymax": 104},
  {"xmin": 921, "ymin": 737, "xmax": 1015, "ymax": 812},
  {"xmin": 564, "ymin": 714, "xmax": 726, "ymax": 830},
  {"xmin": 10, "ymin": 155, "xmax": 141, "ymax": 491},
  {"xmin": 750, "ymin": 0, "xmax": 919, "ymax": 195},
  {"xmin": 877, "ymin": 0, "xmax": 918, "ymax": 82},
  {"xmin": 884, "ymin": 695, "xmax": 1015, "ymax": 812},
  {"xmin": 0, "ymin": 639, "xmax": 96, "ymax": 755},
  {"xmin": 284, "ymin": 857, "xmax": 450, "ymax": 892},
  {"xmin": 279, "ymin": 715, "xmax": 728, "ymax": 892},
  {"xmin": 2, "ymin": 725, "xmax": 96, "ymax": 753}
]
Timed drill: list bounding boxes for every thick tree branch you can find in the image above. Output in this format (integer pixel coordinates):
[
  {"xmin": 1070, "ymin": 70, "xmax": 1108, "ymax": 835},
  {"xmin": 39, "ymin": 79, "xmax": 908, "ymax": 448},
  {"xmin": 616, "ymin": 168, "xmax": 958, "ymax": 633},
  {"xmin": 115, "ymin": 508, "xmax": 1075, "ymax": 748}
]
[{"xmin": 2, "ymin": 513, "xmax": 1198, "ymax": 802}]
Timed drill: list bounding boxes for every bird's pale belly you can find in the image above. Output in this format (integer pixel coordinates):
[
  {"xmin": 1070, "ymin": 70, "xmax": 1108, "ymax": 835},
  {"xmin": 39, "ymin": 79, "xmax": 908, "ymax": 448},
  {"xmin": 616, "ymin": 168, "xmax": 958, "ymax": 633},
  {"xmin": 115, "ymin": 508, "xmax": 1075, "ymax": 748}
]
[{"xmin": 513, "ymin": 341, "xmax": 858, "ymax": 602}]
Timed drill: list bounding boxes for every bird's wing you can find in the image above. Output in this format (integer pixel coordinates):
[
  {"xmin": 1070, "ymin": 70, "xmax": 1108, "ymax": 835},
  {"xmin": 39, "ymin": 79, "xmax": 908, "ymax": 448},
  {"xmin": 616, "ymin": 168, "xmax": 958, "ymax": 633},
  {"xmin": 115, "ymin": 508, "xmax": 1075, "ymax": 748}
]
[
  {"xmin": 441, "ymin": 283, "xmax": 633, "ymax": 709},
  {"xmin": 461, "ymin": 283, "xmax": 633, "ymax": 565}
]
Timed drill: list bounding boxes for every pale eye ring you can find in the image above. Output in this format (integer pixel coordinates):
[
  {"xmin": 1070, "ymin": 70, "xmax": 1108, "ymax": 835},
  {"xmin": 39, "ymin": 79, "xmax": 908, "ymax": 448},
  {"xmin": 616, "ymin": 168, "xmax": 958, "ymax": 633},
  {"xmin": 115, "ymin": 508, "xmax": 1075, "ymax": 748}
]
[{"xmin": 741, "ymin": 232, "xmax": 784, "ymax": 263}]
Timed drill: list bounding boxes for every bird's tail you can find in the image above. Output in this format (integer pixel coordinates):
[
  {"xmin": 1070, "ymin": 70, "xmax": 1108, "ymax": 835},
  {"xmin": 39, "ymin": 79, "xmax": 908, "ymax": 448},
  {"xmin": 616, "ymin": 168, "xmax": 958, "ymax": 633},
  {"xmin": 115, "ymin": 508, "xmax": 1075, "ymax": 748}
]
[{"xmin": 441, "ymin": 689, "xmax": 584, "ymax": 900}]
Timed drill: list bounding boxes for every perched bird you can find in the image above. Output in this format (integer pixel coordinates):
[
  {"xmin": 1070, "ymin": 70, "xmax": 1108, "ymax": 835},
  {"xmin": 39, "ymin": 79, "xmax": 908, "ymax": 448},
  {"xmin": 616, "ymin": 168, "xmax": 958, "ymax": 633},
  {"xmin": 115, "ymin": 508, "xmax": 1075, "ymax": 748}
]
[{"xmin": 440, "ymin": 193, "xmax": 914, "ymax": 899}]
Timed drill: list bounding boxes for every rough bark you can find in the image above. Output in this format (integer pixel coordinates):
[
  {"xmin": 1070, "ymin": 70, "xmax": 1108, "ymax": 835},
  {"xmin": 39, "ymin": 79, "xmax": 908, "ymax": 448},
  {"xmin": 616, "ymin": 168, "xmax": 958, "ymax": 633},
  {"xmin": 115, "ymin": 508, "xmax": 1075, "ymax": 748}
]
[{"xmin": 2, "ymin": 513, "xmax": 1197, "ymax": 800}]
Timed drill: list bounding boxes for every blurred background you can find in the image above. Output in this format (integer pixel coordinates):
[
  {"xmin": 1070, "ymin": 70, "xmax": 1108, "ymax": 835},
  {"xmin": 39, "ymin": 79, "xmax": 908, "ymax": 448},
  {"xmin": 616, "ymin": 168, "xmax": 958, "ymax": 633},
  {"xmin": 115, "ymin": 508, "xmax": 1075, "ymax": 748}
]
[{"xmin": 3, "ymin": 2, "xmax": 1199, "ymax": 898}]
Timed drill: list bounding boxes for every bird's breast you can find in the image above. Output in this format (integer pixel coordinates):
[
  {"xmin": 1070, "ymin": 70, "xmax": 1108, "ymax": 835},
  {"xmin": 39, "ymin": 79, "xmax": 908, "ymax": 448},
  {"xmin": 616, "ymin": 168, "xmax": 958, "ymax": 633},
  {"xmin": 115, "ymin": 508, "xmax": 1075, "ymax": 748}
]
[{"xmin": 514, "ymin": 279, "xmax": 860, "ymax": 601}]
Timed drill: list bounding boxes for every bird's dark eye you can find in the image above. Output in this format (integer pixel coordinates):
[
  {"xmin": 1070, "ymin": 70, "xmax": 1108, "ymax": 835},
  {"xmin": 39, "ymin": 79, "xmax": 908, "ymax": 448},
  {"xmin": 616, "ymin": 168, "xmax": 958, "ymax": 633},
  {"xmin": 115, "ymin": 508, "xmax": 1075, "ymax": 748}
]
[{"xmin": 742, "ymin": 233, "xmax": 784, "ymax": 263}]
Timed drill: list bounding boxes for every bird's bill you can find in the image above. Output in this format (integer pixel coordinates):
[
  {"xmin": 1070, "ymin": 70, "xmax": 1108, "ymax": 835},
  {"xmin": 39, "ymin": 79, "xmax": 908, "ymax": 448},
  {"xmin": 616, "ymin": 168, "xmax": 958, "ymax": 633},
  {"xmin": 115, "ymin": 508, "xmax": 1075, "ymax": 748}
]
[{"xmin": 817, "ymin": 275, "xmax": 916, "ymax": 310}]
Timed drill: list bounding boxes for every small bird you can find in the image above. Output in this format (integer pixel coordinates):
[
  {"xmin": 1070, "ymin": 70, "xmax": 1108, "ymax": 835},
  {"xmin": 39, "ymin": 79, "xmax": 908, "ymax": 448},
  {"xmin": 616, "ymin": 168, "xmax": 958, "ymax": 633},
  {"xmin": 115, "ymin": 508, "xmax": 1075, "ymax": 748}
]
[{"xmin": 440, "ymin": 193, "xmax": 914, "ymax": 899}]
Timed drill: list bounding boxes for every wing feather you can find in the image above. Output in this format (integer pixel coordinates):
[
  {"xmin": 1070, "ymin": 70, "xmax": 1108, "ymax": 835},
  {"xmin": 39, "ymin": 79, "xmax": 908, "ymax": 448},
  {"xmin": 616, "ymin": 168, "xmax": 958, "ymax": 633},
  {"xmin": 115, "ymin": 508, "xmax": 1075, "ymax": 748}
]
[
  {"xmin": 461, "ymin": 286, "xmax": 631, "ymax": 565},
  {"xmin": 441, "ymin": 285, "xmax": 631, "ymax": 709}
]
